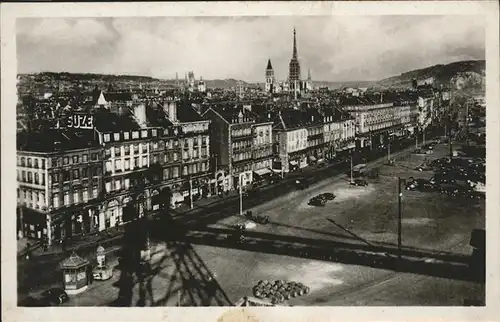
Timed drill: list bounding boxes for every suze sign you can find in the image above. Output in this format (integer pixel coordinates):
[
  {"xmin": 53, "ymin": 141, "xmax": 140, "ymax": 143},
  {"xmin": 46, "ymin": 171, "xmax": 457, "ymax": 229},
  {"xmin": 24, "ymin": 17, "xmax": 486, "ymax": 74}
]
[{"xmin": 66, "ymin": 114, "xmax": 94, "ymax": 129}]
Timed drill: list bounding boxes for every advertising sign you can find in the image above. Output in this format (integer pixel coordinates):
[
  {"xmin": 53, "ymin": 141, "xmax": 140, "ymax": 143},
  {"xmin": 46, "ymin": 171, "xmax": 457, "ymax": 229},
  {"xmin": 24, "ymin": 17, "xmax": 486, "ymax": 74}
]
[{"xmin": 66, "ymin": 114, "xmax": 94, "ymax": 130}]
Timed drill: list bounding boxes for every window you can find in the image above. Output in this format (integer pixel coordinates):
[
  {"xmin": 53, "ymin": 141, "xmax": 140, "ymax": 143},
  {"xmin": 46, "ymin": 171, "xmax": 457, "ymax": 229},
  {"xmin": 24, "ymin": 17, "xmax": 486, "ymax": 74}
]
[
  {"xmin": 132, "ymin": 131, "xmax": 139, "ymax": 139},
  {"xmin": 27, "ymin": 172, "xmax": 33, "ymax": 183},
  {"xmin": 34, "ymin": 159, "xmax": 39, "ymax": 168},
  {"xmin": 124, "ymin": 145, "xmax": 130, "ymax": 155},
  {"xmin": 141, "ymin": 143, "xmax": 147, "ymax": 153},
  {"xmin": 72, "ymin": 155, "xmax": 79, "ymax": 164},
  {"xmin": 105, "ymin": 181, "xmax": 112, "ymax": 193},
  {"xmin": 152, "ymin": 155, "xmax": 158, "ymax": 164},
  {"xmin": 91, "ymin": 153, "xmax": 98, "ymax": 161},
  {"xmin": 142, "ymin": 156, "xmax": 147, "ymax": 167},
  {"xmin": 41, "ymin": 159, "xmax": 46, "ymax": 169},
  {"xmin": 141, "ymin": 130, "xmax": 148, "ymax": 138},
  {"xmin": 193, "ymin": 149, "xmax": 199, "ymax": 158},
  {"xmin": 114, "ymin": 133, "xmax": 120, "ymax": 141},
  {"xmin": 21, "ymin": 157, "xmax": 26, "ymax": 167},
  {"xmin": 104, "ymin": 133, "xmax": 111, "ymax": 142},
  {"xmin": 115, "ymin": 179, "xmax": 121, "ymax": 191},
  {"xmin": 40, "ymin": 192, "xmax": 45, "ymax": 204},
  {"xmin": 27, "ymin": 158, "xmax": 32, "ymax": 167},
  {"xmin": 82, "ymin": 190, "xmax": 88, "ymax": 203},
  {"xmin": 173, "ymin": 152, "xmax": 178, "ymax": 161},
  {"xmin": 173, "ymin": 167, "xmax": 179, "ymax": 178},
  {"xmin": 92, "ymin": 186, "xmax": 98, "ymax": 198},
  {"xmin": 52, "ymin": 193, "xmax": 59, "ymax": 208},
  {"xmin": 82, "ymin": 154, "xmax": 88, "ymax": 162},
  {"xmin": 82, "ymin": 168, "xmax": 88, "ymax": 178},
  {"xmin": 153, "ymin": 142, "xmax": 158, "ymax": 151},
  {"xmin": 201, "ymin": 162, "xmax": 206, "ymax": 172},
  {"xmin": 34, "ymin": 173, "xmax": 39, "ymax": 184},
  {"xmin": 152, "ymin": 129, "xmax": 157, "ymax": 137},
  {"xmin": 124, "ymin": 178, "xmax": 130, "ymax": 189},
  {"xmin": 114, "ymin": 146, "xmax": 121, "ymax": 157},
  {"xmin": 134, "ymin": 157, "xmax": 139, "ymax": 168},
  {"xmin": 183, "ymin": 166, "xmax": 188, "ymax": 176},
  {"xmin": 124, "ymin": 132, "xmax": 130, "ymax": 140},
  {"xmin": 105, "ymin": 149, "xmax": 112, "ymax": 158},
  {"xmin": 33, "ymin": 191, "xmax": 38, "ymax": 202},
  {"xmin": 163, "ymin": 168, "xmax": 170, "ymax": 180},
  {"xmin": 115, "ymin": 159, "xmax": 122, "ymax": 172},
  {"xmin": 105, "ymin": 161, "xmax": 113, "ymax": 173},
  {"xmin": 183, "ymin": 151, "xmax": 189, "ymax": 160},
  {"xmin": 133, "ymin": 144, "xmax": 139, "ymax": 154},
  {"xmin": 92, "ymin": 166, "xmax": 99, "ymax": 177},
  {"xmin": 73, "ymin": 169, "xmax": 79, "ymax": 179},
  {"xmin": 159, "ymin": 140, "xmax": 165, "ymax": 150},
  {"xmin": 63, "ymin": 191, "xmax": 69, "ymax": 205},
  {"xmin": 124, "ymin": 159, "xmax": 130, "ymax": 170},
  {"xmin": 73, "ymin": 191, "xmax": 79, "ymax": 204},
  {"xmin": 22, "ymin": 171, "xmax": 26, "ymax": 182}
]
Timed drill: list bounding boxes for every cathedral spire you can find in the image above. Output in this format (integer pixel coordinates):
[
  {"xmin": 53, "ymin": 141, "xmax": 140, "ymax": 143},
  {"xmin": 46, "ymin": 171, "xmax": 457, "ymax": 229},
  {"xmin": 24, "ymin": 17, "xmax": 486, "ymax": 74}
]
[
  {"xmin": 292, "ymin": 27, "xmax": 298, "ymax": 59},
  {"xmin": 266, "ymin": 58, "xmax": 273, "ymax": 70}
]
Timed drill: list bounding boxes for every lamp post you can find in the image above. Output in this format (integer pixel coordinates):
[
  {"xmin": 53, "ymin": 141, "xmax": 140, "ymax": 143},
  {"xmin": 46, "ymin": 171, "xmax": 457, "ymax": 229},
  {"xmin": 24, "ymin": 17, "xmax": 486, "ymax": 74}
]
[
  {"xmin": 350, "ymin": 153, "xmax": 353, "ymax": 183},
  {"xmin": 238, "ymin": 173, "xmax": 244, "ymax": 216},
  {"xmin": 397, "ymin": 177, "xmax": 404, "ymax": 259},
  {"xmin": 189, "ymin": 176, "xmax": 193, "ymax": 209}
]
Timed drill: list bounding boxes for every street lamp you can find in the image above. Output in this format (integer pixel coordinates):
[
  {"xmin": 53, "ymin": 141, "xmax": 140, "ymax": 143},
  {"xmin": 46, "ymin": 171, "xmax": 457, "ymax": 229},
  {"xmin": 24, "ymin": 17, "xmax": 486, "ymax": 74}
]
[
  {"xmin": 238, "ymin": 172, "xmax": 245, "ymax": 216},
  {"xmin": 397, "ymin": 177, "xmax": 406, "ymax": 259}
]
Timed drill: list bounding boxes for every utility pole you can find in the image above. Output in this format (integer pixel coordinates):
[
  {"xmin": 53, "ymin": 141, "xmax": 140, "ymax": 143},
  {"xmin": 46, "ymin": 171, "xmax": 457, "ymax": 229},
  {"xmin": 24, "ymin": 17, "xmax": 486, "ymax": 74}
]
[
  {"xmin": 415, "ymin": 132, "xmax": 418, "ymax": 150},
  {"xmin": 397, "ymin": 177, "xmax": 402, "ymax": 259},
  {"xmin": 387, "ymin": 141, "xmax": 391, "ymax": 162},
  {"xmin": 423, "ymin": 130, "xmax": 426, "ymax": 146},
  {"xmin": 239, "ymin": 174, "xmax": 243, "ymax": 216},
  {"xmin": 189, "ymin": 176, "xmax": 193, "ymax": 209},
  {"xmin": 350, "ymin": 154, "xmax": 353, "ymax": 183}
]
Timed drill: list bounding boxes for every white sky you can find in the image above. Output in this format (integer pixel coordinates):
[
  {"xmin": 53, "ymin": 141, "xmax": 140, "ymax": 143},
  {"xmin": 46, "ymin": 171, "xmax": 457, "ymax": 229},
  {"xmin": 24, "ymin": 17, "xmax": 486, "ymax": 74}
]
[{"xmin": 16, "ymin": 16, "xmax": 485, "ymax": 82}]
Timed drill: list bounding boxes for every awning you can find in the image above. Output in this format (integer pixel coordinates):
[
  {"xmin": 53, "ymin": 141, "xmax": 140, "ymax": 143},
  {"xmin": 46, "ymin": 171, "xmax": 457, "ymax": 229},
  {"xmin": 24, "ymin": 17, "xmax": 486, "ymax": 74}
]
[
  {"xmin": 171, "ymin": 192, "xmax": 184, "ymax": 203},
  {"xmin": 290, "ymin": 161, "xmax": 298, "ymax": 166},
  {"xmin": 254, "ymin": 168, "xmax": 272, "ymax": 176}
]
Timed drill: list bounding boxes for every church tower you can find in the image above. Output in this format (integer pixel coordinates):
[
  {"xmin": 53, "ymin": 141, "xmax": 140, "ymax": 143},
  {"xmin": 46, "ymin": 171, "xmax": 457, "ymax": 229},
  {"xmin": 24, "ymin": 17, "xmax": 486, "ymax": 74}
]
[
  {"xmin": 265, "ymin": 59, "xmax": 275, "ymax": 93},
  {"xmin": 288, "ymin": 28, "xmax": 301, "ymax": 93},
  {"xmin": 306, "ymin": 69, "xmax": 313, "ymax": 91}
]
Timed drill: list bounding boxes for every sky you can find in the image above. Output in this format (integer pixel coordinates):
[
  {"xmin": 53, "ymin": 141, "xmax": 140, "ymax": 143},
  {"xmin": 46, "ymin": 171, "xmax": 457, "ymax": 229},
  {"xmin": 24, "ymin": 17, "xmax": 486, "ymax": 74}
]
[{"xmin": 16, "ymin": 15, "xmax": 485, "ymax": 82}]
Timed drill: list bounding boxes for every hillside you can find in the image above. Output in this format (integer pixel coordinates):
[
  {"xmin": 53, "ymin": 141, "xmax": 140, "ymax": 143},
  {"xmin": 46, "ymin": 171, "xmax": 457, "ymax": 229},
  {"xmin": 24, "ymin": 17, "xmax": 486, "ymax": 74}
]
[{"xmin": 376, "ymin": 60, "xmax": 485, "ymax": 91}]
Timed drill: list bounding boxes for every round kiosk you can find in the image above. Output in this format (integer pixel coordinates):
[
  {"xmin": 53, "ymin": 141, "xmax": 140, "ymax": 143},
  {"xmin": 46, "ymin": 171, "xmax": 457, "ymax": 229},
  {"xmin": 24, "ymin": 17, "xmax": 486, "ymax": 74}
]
[
  {"xmin": 60, "ymin": 252, "xmax": 90, "ymax": 295},
  {"xmin": 92, "ymin": 245, "xmax": 113, "ymax": 281}
]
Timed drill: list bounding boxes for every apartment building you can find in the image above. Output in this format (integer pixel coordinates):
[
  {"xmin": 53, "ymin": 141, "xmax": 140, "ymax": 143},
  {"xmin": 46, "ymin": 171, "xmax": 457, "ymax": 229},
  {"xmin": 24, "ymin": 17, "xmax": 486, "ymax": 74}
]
[
  {"xmin": 202, "ymin": 104, "xmax": 272, "ymax": 190},
  {"xmin": 17, "ymin": 130, "xmax": 103, "ymax": 244}
]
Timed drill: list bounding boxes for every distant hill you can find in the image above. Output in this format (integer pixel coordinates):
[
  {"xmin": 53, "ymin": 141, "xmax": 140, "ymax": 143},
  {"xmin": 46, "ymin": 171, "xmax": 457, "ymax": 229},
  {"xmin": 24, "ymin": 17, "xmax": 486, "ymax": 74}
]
[{"xmin": 376, "ymin": 60, "xmax": 485, "ymax": 91}]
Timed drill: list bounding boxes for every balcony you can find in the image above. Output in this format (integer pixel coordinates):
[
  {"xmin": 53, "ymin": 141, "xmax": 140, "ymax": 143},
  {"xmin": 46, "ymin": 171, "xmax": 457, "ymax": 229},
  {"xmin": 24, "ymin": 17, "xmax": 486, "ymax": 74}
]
[{"xmin": 231, "ymin": 133, "xmax": 255, "ymax": 141}]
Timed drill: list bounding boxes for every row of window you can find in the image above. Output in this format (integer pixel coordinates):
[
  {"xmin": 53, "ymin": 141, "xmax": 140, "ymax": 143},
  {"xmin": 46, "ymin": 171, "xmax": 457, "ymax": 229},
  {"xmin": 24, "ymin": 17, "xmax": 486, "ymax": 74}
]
[
  {"xmin": 18, "ymin": 170, "xmax": 45, "ymax": 185},
  {"xmin": 51, "ymin": 166, "xmax": 101, "ymax": 184},
  {"xmin": 51, "ymin": 187, "xmax": 98, "ymax": 208},
  {"xmin": 103, "ymin": 129, "xmax": 157, "ymax": 143},
  {"xmin": 232, "ymin": 128, "xmax": 252, "ymax": 137},
  {"xmin": 18, "ymin": 157, "xmax": 46, "ymax": 169},
  {"xmin": 308, "ymin": 138, "xmax": 324, "ymax": 148},
  {"xmin": 51, "ymin": 153, "xmax": 100, "ymax": 168},
  {"xmin": 253, "ymin": 148, "xmax": 273, "ymax": 160},
  {"xmin": 233, "ymin": 152, "xmax": 252, "ymax": 162}
]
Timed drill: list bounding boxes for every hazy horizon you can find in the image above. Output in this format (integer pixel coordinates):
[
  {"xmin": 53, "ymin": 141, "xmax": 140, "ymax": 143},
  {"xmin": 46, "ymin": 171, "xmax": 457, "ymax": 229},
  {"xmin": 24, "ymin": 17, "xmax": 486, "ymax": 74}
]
[{"xmin": 17, "ymin": 16, "xmax": 485, "ymax": 83}]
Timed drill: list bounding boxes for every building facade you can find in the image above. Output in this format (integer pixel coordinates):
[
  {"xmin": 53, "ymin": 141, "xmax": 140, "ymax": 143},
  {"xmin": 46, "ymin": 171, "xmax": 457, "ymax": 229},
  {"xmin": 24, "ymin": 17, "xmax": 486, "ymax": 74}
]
[{"xmin": 17, "ymin": 130, "xmax": 103, "ymax": 244}]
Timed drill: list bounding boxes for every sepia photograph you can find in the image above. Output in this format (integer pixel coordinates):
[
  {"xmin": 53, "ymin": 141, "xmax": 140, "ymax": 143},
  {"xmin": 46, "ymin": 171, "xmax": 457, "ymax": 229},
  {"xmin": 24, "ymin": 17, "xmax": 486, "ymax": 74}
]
[{"xmin": 1, "ymin": 1, "xmax": 499, "ymax": 321}]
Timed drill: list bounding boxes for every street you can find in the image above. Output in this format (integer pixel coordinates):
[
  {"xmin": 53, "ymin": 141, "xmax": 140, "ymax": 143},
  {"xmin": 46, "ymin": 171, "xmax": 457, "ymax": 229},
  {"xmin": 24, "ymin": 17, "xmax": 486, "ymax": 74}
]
[{"xmin": 25, "ymin": 138, "xmax": 484, "ymax": 307}]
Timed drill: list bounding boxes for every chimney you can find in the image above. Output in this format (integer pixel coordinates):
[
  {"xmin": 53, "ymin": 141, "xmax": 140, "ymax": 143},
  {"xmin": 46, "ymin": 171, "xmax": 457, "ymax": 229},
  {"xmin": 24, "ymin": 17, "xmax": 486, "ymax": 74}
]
[
  {"xmin": 163, "ymin": 98, "xmax": 178, "ymax": 123},
  {"xmin": 134, "ymin": 103, "xmax": 147, "ymax": 128}
]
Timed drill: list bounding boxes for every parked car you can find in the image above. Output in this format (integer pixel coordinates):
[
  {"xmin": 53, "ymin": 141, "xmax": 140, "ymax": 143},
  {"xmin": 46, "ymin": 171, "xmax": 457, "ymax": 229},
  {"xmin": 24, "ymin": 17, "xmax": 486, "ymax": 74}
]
[
  {"xmin": 350, "ymin": 179, "xmax": 368, "ymax": 187},
  {"xmin": 40, "ymin": 288, "xmax": 69, "ymax": 306},
  {"xmin": 319, "ymin": 192, "xmax": 336, "ymax": 200},
  {"xmin": 308, "ymin": 196, "xmax": 326, "ymax": 207}
]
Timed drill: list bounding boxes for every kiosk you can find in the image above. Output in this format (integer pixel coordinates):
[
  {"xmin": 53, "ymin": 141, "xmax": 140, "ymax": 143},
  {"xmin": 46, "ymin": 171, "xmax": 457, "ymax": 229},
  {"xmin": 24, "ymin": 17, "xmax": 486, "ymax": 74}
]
[
  {"xmin": 92, "ymin": 245, "xmax": 113, "ymax": 281},
  {"xmin": 60, "ymin": 252, "xmax": 89, "ymax": 294}
]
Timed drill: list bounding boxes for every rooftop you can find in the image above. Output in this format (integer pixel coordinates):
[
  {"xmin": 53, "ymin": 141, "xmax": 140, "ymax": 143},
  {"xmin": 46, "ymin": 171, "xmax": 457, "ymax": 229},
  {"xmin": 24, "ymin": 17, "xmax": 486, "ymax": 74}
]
[{"xmin": 17, "ymin": 128, "xmax": 100, "ymax": 153}]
